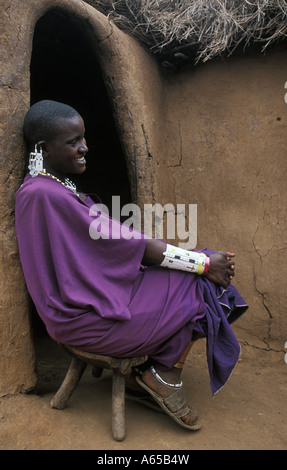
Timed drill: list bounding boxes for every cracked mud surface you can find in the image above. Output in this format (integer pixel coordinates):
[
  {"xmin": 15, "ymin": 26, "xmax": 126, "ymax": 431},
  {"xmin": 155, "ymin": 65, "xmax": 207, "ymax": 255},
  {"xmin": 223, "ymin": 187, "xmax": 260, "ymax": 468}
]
[{"xmin": 1, "ymin": 331, "xmax": 286, "ymax": 451}]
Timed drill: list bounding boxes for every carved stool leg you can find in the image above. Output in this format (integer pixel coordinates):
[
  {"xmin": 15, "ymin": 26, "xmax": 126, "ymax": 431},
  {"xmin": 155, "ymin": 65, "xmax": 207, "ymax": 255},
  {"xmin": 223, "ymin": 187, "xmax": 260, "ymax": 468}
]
[
  {"xmin": 50, "ymin": 357, "xmax": 87, "ymax": 410},
  {"xmin": 112, "ymin": 369, "xmax": 126, "ymax": 441}
]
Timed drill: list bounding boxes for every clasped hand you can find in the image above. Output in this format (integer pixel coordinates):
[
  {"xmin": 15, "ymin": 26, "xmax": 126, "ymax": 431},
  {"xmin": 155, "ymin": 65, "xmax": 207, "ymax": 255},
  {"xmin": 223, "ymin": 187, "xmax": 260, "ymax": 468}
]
[{"xmin": 206, "ymin": 252, "xmax": 235, "ymax": 288}]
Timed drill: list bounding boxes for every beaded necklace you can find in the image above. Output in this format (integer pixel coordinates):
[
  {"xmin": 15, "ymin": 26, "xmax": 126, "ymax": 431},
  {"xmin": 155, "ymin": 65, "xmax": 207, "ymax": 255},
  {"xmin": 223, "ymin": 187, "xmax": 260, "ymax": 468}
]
[{"xmin": 39, "ymin": 170, "xmax": 79, "ymax": 195}]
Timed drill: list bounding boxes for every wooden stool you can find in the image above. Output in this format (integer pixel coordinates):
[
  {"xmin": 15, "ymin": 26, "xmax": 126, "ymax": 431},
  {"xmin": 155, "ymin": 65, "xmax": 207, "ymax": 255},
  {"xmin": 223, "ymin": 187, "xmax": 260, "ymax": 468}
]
[{"xmin": 50, "ymin": 344, "xmax": 147, "ymax": 441}]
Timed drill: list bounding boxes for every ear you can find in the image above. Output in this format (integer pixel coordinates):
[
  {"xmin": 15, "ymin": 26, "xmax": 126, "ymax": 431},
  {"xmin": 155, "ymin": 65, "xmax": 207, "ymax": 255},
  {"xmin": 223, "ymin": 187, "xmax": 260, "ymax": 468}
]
[{"xmin": 37, "ymin": 140, "xmax": 48, "ymax": 158}]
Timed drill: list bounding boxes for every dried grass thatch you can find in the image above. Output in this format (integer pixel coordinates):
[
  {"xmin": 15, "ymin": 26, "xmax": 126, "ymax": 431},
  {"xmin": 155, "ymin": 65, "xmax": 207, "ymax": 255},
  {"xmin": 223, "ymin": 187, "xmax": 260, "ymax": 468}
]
[{"xmin": 85, "ymin": 0, "xmax": 287, "ymax": 65}]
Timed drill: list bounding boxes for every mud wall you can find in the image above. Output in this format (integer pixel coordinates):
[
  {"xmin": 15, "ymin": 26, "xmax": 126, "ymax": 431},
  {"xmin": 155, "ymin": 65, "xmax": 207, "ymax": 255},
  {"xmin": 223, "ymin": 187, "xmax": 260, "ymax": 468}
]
[
  {"xmin": 156, "ymin": 50, "xmax": 287, "ymax": 355},
  {"xmin": 0, "ymin": 0, "xmax": 286, "ymax": 395}
]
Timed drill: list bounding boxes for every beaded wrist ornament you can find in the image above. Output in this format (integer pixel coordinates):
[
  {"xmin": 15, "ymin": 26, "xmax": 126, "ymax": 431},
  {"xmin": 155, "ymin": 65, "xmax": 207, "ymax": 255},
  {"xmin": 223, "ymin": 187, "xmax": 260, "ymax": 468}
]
[{"xmin": 161, "ymin": 244, "xmax": 210, "ymax": 275}]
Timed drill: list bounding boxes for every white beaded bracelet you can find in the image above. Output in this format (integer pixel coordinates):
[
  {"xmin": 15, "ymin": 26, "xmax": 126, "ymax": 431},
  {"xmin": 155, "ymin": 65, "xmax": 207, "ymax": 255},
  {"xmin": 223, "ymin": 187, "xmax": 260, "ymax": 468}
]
[{"xmin": 160, "ymin": 244, "xmax": 209, "ymax": 275}]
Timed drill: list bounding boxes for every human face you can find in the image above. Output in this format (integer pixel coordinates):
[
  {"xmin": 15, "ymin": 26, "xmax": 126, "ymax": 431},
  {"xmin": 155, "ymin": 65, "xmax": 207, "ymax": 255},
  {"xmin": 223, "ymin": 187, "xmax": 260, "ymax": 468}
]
[{"xmin": 42, "ymin": 115, "xmax": 88, "ymax": 179}]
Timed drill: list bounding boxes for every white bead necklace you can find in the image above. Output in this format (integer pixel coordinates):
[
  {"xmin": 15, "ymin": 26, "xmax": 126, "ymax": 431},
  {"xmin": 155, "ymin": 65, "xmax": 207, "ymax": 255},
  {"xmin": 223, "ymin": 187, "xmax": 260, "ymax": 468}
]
[{"xmin": 39, "ymin": 170, "xmax": 79, "ymax": 195}]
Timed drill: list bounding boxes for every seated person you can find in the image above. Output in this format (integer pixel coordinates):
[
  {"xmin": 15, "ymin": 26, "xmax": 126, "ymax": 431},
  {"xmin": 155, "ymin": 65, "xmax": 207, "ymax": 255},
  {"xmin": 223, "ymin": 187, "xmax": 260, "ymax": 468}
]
[{"xmin": 15, "ymin": 100, "xmax": 248, "ymax": 431}]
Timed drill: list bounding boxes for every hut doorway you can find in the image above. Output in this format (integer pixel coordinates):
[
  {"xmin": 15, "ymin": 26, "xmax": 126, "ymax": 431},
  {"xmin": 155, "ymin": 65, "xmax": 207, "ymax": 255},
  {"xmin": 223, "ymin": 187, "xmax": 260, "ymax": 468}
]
[
  {"xmin": 29, "ymin": 8, "xmax": 132, "ymax": 336},
  {"xmin": 30, "ymin": 8, "xmax": 131, "ymax": 209}
]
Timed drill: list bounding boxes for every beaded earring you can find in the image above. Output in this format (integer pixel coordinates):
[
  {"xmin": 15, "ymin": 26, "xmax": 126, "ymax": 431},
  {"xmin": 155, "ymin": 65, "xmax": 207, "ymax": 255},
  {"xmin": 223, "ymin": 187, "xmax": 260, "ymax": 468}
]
[{"xmin": 28, "ymin": 144, "xmax": 44, "ymax": 177}]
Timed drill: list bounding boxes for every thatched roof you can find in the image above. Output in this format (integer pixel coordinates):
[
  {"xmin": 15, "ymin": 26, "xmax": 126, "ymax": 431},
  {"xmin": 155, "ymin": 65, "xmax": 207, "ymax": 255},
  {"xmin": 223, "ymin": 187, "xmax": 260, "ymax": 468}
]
[{"xmin": 85, "ymin": 0, "xmax": 287, "ymax": 66}]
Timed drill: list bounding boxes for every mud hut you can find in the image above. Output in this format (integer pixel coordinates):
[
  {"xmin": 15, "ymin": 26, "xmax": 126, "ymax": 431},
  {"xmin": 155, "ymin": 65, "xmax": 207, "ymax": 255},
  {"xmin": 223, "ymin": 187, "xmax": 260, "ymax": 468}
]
[{"xmin": 0, "ymin": 0, "xmax": 286, "ymax": 396}]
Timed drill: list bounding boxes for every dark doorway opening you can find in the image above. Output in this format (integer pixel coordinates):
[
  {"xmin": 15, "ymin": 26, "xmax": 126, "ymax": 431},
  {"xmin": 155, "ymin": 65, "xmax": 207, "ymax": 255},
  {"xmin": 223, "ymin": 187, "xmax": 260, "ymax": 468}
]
[
  {"xmin": 29, "ymin": 9, "xmax": 132, "ymax": 338},
  {"xmin": 30, "ymin": 8, "xmax": 131, "ymax": 209}
]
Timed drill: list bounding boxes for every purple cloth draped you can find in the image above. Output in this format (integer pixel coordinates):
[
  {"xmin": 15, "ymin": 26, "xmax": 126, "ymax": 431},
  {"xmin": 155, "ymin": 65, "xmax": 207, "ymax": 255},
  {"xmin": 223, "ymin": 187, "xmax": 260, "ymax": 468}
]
[
  {"xmin": 196, "ymin": 277, "xmax": 247, "ymax": 394},
  {"xmin": 15, "ymin": 174, "xmax": 248, "ymax": 395}
]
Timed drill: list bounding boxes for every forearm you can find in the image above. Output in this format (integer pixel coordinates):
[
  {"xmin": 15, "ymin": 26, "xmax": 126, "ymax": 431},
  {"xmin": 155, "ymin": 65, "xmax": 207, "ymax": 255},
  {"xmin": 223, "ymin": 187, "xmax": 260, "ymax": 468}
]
[
  {"xmin": 142, "ymin": 238, "xmax": 167, "ymax": 266},
  {"xmin": 142, "ymin": 240, "xmax": 208, "ymax": 274},
  {"xmin": 141, "ymin": 240, "xmax": 235, "ymax": 288}
]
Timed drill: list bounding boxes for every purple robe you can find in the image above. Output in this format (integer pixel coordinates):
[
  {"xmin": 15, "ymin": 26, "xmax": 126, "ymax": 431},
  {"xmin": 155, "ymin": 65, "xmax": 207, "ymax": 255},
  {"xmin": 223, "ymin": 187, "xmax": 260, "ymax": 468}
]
[{"xmin": 15, "ymin": 174, "xmax": 248, "ymax": 394}]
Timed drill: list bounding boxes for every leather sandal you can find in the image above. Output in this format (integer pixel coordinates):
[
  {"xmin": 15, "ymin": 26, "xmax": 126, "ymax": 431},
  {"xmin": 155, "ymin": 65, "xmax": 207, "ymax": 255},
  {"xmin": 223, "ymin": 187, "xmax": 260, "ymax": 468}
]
[
  {"xmin": 126, "ymin": 387, "xmax": 164, "ymax": 413},
  {"xmin": 135, "ymin": 374, "xmax": 201, "ymax": 431}
]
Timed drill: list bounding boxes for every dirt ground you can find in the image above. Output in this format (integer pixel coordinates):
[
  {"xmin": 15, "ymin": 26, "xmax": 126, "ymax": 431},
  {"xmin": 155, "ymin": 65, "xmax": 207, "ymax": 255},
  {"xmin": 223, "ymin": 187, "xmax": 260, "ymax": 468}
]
[{"xmin": 0, "ymin": 330, "xmax": 286, "ymax": 451}]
